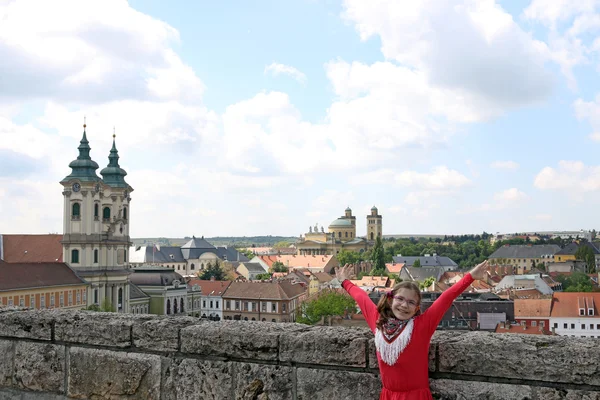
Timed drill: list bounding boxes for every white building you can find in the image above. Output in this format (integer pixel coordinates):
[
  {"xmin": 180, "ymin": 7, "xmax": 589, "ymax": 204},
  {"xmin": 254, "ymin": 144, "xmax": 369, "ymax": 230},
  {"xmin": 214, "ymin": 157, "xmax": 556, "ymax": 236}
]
[
  {"xmin": 187, "ymin": 279, "xmax": 231, "ymax": 321},
  {"xmin": 495, "ymin": 274, "xmax": 554, "ymax": 295},
  {"xmin": 551, "ymin": 230, "xmax": 593, "ymax": 241},
  {"xmin": 550, "ymin": 292, "xmax": 600, "ymax": 338},
  {"xmin": 60, "ymin": 126, "xmax": 133, "ymax": 312}
]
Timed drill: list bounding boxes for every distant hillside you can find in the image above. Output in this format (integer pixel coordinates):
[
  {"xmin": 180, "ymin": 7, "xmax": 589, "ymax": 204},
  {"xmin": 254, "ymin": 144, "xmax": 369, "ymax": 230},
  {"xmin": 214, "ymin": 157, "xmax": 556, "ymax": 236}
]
[{"xmin": 131, "ymin": 236, "xmax": 299, "ymax": 248}]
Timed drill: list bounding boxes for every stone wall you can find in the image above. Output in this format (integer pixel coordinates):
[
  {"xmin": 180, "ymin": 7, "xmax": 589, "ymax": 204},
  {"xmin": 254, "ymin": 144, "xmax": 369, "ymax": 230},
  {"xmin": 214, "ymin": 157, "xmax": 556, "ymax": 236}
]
[{"xmin": 0, "ymin": 307, "xmax": 599, "ymax": 399}]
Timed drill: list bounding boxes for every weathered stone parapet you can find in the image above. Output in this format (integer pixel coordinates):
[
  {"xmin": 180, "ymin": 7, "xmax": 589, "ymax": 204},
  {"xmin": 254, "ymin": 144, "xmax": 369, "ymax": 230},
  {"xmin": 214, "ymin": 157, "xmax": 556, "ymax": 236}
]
[{"xmin": 0, "ymin": 307, "xmax": 599, "ymax": 399}]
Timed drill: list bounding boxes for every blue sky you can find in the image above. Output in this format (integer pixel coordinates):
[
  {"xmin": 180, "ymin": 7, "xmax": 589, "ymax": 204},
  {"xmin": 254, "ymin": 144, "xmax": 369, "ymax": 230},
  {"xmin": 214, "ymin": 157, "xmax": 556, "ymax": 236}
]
[{"xmin": 1, "ymin": 0, "xmax": 600, "ymax": 238}]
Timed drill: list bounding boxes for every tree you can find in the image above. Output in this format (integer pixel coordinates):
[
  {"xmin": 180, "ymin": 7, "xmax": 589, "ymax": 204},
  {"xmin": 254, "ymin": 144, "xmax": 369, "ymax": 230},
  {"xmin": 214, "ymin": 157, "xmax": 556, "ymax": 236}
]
[
  {"xmin": 199, "ymin": 260, "xmax": 225, "ymax": 280},
  {"xmin": 237, "ymin": 248, "xmax": 255, "ymax": 260},
  {"xmin": 556, "ymin": 272, "xmax": 593, "ymax": 292},
  {"xmin": 271, "ymin": 261, "xmax": 288, "ymax": 273},
  {"xmin": 273, "ymin": 241, "xmax": 291, "ymax": 248},
  {"xmin": 255, "ymin": 273, "xmax": 272, "ymax": 280},
  {"xmin": 337, "ymin": 249, "xmax": 363, "ymax": 266},
  {"xmin": 85, "ymin": 297, "xmax": 114, "ymax": 312},
  {"xmin": 575, "ymin": 245, "xmax": 597, "ymax": 274},
  {"xmin": 371, "ymin": 235, "xmax": 386, "ymax": 274},
  {"xmin": 419, "ymin": 276, "xmax": 436, "ymax": 290},
  {"xmin": 412, "ymin": 259, "xmax": 421, "ymax": 268},
  {"xmin": 296, "ymin": 290, "xmax": 357, "ymax": 325}
]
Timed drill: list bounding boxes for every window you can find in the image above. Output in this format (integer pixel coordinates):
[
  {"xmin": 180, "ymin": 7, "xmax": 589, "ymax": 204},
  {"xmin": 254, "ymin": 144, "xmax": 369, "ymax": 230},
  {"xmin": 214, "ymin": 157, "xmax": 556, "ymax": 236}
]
[
  {"xmin": 94, "ymin": 203, "xmax": 99, "ymax": 220},
  {"xmin": 345, "ymin": 232, "xmax": 348, "ymax": 238},
  {"xmin": 540, "ymin": 321, "xmax": 545, "ymax": 327},
  {"xmin": 72, "ymin": 203, "xmax": 81, "ymax": 219},
  {"xmin": 244, "ymin": 301, "xmax": 249, "ymax": 311},
  {"xmin": 191, "ymin": 264, "xmax": 195, "ymax": 270},
  {"xmin": 564, "ymin": 323, "xmax": 568, "ymax": 329},
  {"xmin": 30, "ymin": 294, "xmax": 35, "ymax": 308},
  {"xmin": 8, "ymin": 298, "xmax": 13, "ymax": 306},
  {"xmin": 216, "ymin": 301, "xmax": 219, "ymax": 308},
  {"xmin": 76, "ymin": 291, "xmax": 81, "ymax": 304},
  {"xmin": 226, "ymin": 300, "xmax": 231, "ymax": 310},
  {"xmin": 532, "ymin": 321, "xmax": 537, "ymax": 327},
  {"xmin": 592, "ymin": 324, "xmax": 595, "ymax": 330},
  {"xmin": 123, "ymin": 207, "xmax": 128, "ymax": 220},
  {"xmin": 19, "ymin": 297, "xmax": 24, "ymax": 307},
  {"xmin": 262, "ymin": 302, "xmax": 266, "ymax": 312},
  {"xmin": 252, "ymin": 302, "xmax": 257, "ymax": 311},
  {"xmin": 40, "ymin": 295, "xmax": 45, "ymax": 309},
  {"xmin": 93, "ymin": 289, "xmax": 98, "ymax": 304},
  {"xmin": 235, "ymin": 301, "xmax": 240, "ymax": 310},
  {"xmin": 50, "ymin": 294, "xmax": 55, "ymax": 307},
  {"xmin": 60, "ymin": 293, "xmax": 64, "ymax": 307},
  {"xmin": 580, "ymin": 309, "xmax": 585, "ymax": 316},
  {"xmin": 68, "ymin": 292, "xmax": 73, "ymax": 306},
  {"xmin": 83, "ymin": 290, "xmax": 86, "ymax": 303},
  {"xmin": 272, "ymin": 303, "xmax": 276, "ymax": 312},
  {"xmin": 210, "ymin": 301, "xmax": 214, "ymax": 309},
  {"xmin": 103, "ymin": 206, "xmax": 111, "ymax": 221},
  {"xmin": 338, "ymin": 232, "xmax": 341, "ymax": 238},
  {"xmin": 582, "ymin": 324, "xmax": 586, "ymax": 330},
  {"xmin": 71, "ymin": 249, "xmax": 79, "ymax": 264},
  {"xmin": 589, "ymin": 308, "xmax": 595, "ymax": 316},
  {"xmin": 203, "ymin": 300, "xmax": 206, "ymax": 308},
  {"xmin": 282, "ymin": 303, "xmax": 287, "ymax": 313},
  {"xmin": 94, "ymin": 249, "xmax": 98, "ymax": 264},
  {"xmin": 571, "ymin": 323, "xmax": 575, "ymax": 329}
]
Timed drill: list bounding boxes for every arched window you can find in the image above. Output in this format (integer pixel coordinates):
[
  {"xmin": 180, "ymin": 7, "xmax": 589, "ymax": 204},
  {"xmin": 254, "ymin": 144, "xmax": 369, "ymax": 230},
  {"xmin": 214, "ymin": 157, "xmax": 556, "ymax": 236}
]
[
  {"xmin": 72, "ymin": 203, "xmax": 80, "ymax": 219},
  {"xmin": 174, "ymin": 299, "xmax": 179, "ymax": 314},
  {"xmin": 71, "ymin": 249, "xmax": 79, "ymax": 263},
  {"xmin": 338, "ymin": 232, "xmax": 341, "ymax": 238},
  {"xmin": 94, "ymin": 249, "xmax": 98, "ymax": 263},
  {"xmin": 180, "ymin": 298, "xmax": 184, "ymax": 313},
  {"xmin": 345, "ymin": 232, "xmax": 348, "ymax": 238},
  {"xmin": 123, "ymin": 207, "xmax": 128, "ymax": 220},
  {"xmin": 370, "ymin": 232, "xmax": 374, "ymax": 240},
  {"xmin": 118, "ymin": 288, "xmax": 123, "ymax": 310},
  {"xmin": 191, "ymin": 263, "xmax": 195, "ymax": 270},
  {"xmin": 103, "ymin": 207, "xmax": 111, "ymax": 220},
  {"xmin": 166, "ymin": 299, "xmax": 171, "ymax": 315},
  {"xmin": 94, "ymin": 203, "xmax": 99, "ymax": 219}
]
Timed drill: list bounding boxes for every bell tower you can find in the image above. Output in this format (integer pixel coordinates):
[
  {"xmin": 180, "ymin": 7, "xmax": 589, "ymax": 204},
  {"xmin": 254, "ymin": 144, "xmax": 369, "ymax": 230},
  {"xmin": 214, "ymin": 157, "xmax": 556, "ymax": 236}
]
[{"xmin": 366, "ymin": 206, "xmax": 382, "ymax": 241}]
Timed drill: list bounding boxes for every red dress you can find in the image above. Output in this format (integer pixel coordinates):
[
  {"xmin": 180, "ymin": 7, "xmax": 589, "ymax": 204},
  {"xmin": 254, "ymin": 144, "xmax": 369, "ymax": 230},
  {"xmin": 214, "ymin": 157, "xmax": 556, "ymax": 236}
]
[{"xmin": 342, "ymin": 273, "xmax": 475, "ymax": 400}]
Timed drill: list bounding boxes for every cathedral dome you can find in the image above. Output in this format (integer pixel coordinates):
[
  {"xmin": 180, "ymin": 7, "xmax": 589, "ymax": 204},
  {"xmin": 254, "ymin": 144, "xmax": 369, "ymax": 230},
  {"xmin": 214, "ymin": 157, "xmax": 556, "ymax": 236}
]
[{"xmin": 329, "ymin": 218, "xmax": 352, "ymax": 228}]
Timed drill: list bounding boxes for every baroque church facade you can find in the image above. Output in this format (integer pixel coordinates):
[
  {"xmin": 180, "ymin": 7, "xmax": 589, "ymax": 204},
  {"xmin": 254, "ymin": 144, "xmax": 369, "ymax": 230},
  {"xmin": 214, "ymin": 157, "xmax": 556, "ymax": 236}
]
[
  {"xmin": 295, "ymin": 206, "xmax": 383, "ymax": 256},
  {"xmin": 60, "ymin": 123, "xmax": 133, "ymax": 312}
]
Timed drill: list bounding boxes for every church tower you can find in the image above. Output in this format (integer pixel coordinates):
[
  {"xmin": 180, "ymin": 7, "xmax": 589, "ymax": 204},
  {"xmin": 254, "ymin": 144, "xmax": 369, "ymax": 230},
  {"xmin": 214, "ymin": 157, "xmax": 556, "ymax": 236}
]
[
  {"xmin": 366, "ymin": 206, "xmax": 382, "ymax": 241},
  {"xmin": 60, "ymin": 122, "xmax": 133, "ymax": 312}
]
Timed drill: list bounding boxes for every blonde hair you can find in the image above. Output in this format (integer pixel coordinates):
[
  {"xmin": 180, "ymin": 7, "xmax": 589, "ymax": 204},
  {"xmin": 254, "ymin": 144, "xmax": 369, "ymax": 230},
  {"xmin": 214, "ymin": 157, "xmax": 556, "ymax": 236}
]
[{"xmin": 376, "ymin": 281, "xmax": 421, "ymax": 330}]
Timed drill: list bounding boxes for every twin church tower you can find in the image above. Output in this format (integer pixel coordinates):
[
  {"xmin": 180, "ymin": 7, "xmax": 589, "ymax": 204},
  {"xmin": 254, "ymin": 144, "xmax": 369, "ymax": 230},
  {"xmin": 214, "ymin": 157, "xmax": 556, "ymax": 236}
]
[{"xmin": 60, "ymin": 123, "xmax": 133, "ymax": 312}]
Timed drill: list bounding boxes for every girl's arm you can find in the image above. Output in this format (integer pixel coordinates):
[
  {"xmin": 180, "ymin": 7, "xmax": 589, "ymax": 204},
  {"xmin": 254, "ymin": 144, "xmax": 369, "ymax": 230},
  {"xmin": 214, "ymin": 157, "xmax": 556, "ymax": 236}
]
[
  {"xmin": 422, "ymin": 260, "xmax": 488, "ymax": 335},
  {"xmin": 341, "ymin": 279, "xmax": 379, "ymax": 333}
]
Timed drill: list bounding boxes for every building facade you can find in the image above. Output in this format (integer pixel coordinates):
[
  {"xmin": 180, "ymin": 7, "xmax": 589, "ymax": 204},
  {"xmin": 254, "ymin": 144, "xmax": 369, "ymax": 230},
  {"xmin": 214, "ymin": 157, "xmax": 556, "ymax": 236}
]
[
  {"xmin": 550, "ymin": 292, "xmax": 600, "ymax": 338},
  {"xmin": 60, "ymin": 125, "xmax": 133, "ymax": 312},
  {"xmin": 129, "ymin": 267, "xmax": 188, "ymax": 315}
]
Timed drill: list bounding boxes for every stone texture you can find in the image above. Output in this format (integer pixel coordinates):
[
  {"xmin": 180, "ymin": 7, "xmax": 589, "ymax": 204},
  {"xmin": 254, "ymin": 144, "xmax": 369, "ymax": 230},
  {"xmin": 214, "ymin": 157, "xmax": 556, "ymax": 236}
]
[
  {"xmin": 0, "ymin": 310, "xmax": 53, "ymax": 340},
  {"xmin": 280, "ymin": 326, "xmax": 369, "ymax": 367},
  {"xmin": 13, "ymin": 342, "xmax": 64, "ymax": 393},
  {"xmin": 54, "ymin": 311, "xmax": 150, "ymax": 348},
  {"xmin": 132, "ymin": 316, "xmax": 199, "ymax": 352},
  {"xmin": 0, "ymin": 388, "xmax": 66, "ymax": 399},
  {"xmin": 0, "ymin": 341, "xmax": 14, "ymax": 388},
  {"xmin": 296, "ymin": 368, "xmax": 381, "ymax": 400},
  {"xmin": 436, "ymin": 331, "xmax": 600, "ymax": 386},
  {"xmin": 430, "ymin": 379, "xmax": 533, "ymax": 399},
  {"xmin": 234, "ymin": 363, "xmax": 293, "ymax": 400},
  {"xmin": 162, "ymin": 359, "xmax": 232, "ymax": 400},
  {"xmin": 181, "ymin": 321, "xmax": 303, "ymax": 361},
  {"xmin": 68, "ymin": 347, "xmax": 161, "ymax": 399},
  {"xmin": 533, "ymin": 387, "xmax": 600, "ymax": 400}
]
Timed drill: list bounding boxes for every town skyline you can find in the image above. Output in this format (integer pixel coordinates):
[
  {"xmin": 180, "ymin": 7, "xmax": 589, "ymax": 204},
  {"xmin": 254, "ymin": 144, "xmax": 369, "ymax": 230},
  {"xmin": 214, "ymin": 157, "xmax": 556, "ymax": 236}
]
[{"xmin": 2, "ymin": 0, "xmax": 600, "ymax": 237}]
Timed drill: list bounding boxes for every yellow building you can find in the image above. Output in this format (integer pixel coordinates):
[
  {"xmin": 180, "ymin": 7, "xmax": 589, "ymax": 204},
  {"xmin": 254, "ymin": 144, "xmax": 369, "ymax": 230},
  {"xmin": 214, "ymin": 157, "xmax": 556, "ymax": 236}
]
[
  {"xmin": 296, "ymin": 207, "xmax": 382, "ymax": 256},
  {"xmin": 0, "ymin": 261, "xmax": 89, "ymax": 310}
]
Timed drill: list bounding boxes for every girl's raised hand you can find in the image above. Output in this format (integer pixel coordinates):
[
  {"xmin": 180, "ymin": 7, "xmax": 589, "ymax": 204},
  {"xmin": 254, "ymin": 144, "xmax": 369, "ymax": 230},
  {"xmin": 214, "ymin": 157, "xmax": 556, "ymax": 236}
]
[
  {"xmin": 469, "ymin": 260, "xmax": 489, "ymax": 280},
  {"xmin": 335, "ymin": 263, "xmax": 355, "ymax": 282}
]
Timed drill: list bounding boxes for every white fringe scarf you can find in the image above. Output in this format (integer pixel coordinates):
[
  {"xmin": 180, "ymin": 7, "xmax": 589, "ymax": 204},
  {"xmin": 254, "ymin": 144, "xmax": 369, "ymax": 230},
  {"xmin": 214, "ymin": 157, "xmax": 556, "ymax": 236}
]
[{"xmin": 374, "ymin": 318, "xmax": 414, "ymax": 366}]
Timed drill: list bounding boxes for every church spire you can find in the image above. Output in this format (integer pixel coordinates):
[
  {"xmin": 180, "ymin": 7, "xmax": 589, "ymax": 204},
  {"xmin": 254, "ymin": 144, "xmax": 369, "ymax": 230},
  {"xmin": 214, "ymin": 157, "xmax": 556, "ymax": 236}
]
[
  {"xmin": 61, "ymin": 119, "xmax": 100, "ymax": 183},
  {"xmin": 100, "ymin": 129, "xmax": 129, "ymax": 188}
]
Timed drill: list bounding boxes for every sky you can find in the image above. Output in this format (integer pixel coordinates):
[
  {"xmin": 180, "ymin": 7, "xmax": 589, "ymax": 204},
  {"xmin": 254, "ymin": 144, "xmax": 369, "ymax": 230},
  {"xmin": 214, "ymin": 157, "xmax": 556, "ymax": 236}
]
[{"xmin": 2, "ymin": 0, "xmax": 600, "ymax": 238}]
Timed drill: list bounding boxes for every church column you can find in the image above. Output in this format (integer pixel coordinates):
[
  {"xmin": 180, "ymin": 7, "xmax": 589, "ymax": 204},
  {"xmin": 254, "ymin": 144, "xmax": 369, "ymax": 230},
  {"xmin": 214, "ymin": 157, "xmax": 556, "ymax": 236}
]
[
  {"xmin": 98, "ymin": 283, "xmax": 105, "ymax": 306},
  {"xmin": 112, "ymin": 284, "xmax": 119, "ymax": 312}
]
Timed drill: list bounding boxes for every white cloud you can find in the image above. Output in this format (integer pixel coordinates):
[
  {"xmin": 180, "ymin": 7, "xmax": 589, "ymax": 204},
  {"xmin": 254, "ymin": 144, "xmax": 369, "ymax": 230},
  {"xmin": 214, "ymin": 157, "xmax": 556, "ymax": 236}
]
[
  {"xmin": 459, "ymin": 188, "xmax": 528, "ymax": 214},
  {"xmin": 0, "ymin": 0, "xmax": 204, "ymax": 103},
  {"xmin": 342, "ymin": 0, "xmax": 554, "ymax": 107},
  {"xmin": 352, "ymin": 166, "xmax": 471, "ymax": 190},
  {"xmin": 534, "ymin": 160, "xmax": 600, "ymax": 191},
  {"xmin": 575, "ymin": 95, "xmax": 600, "ymax": 141},
  {"xmin": 264, "ymin": 62, "xmax": 307, "ymax": 84},
  {"xmin": 490, "ymin": 160, "xmax": 519, "ymax": 170},
  {"xmin": 494, "ymin": 188, "xmax": 528, "ymax": 203}
]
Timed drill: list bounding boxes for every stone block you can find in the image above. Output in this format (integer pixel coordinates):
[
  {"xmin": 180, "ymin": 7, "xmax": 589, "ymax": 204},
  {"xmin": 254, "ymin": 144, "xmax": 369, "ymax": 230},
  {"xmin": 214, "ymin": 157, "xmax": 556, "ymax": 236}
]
[
  {"xmin": 162, "ymin": 358, "xmax": 232, "ymax": 400},
  {"xmin": 132, "ymin": 316, "xmax": 199, "ymax": 352},
  {"xmin": 296, "ymin": 368, "xmax": 381, "ymax": 400},
  {"xmin": 13, "ymin": 342, "xmax": 64, "ymax": 394},
  {"xmin": 234, "ymin": 363, "xmax": 293, "ymax": 400},
  {"xmin": 0, "ymin": 341, "xmax": 14, "ymax": 388},
  {"xmin": 533, "ymin": 387, "xmax": 600, "ymax": 400},
  {"xmin": 54, "ymin": 311, "xmax": 149, "ymax": 348},
  {"xmin": 0, "ymin": 310, "xmax": 53, "ymax": 340},
  {"xmin": 435, "ymin": 331, "xmax": 600, "ymax": 386},
  {"xmin": 430, "ymin": 379, "xmax": 534, "ymax": 399},
  {"xmin": 279, "ymin": 326, "xmax": 369, "ymax": 367},
  {"xmin": 181, "ymin": 321, "xmax": 301, "ymax": 361},
  {"xmin": 67, "ymin": 347, "xmax": 161, "ymax": 399}
]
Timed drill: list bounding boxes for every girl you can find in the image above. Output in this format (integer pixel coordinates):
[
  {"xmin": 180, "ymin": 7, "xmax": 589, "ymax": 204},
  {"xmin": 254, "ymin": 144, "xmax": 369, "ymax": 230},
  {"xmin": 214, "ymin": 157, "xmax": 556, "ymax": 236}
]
[{"xmin": 335, "ymin": 260, "xmax": 488, "ymax": 400}]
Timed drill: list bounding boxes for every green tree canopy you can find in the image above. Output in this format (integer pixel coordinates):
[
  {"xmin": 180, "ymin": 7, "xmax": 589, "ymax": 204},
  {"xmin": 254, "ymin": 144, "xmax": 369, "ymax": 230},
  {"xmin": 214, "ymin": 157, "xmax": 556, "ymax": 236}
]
[
  {"xmin": 575, "ymin": 245, "xmax": 597, "ymax": 274},
  {"xmin": 296, "ymin": 290, "xmax": 357, "ymax": 325},
  {"xmin": 337, "ymin": 249, "xmax": 364, "ymax": 266},
  {"xmin": 199, "ymin": 260, "xmax": 225, "ymax": 280},
  {"xmin": 556, "ymin": 271, "xmax": 593, "ymax": 292},
  {"xmin": 412, "ymin": 259, "xmax": 421, "ymax": 268},
  {"xmin": 371, "ymin": 235, "xmax": 386, "ymax": 275},
  {"xmin": 271, "ymin": 261, "xmax": 288, "ymax": 273},
  {"xmin": 255, "ymin": 273, "xmax": 272, "ymax": 281}
]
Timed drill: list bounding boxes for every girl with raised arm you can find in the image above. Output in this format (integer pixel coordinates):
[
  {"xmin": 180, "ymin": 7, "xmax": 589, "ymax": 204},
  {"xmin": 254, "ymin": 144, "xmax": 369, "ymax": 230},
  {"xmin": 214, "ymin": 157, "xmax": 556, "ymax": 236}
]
[{"xmin": 335, "ymin": 260, "xmax": 488, "ymax": 400}]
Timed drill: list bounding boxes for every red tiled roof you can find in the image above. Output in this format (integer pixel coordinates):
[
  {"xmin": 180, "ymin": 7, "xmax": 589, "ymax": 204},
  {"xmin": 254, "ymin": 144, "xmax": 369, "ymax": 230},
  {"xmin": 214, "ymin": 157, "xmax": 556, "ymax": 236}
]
[
  {"xmin": 257, "ymin": 254, "xmax": 335, "ymax": 269},
  {"xmin": 495, "ymin": 322, "xmax": 553, "ymax": 335},
  {"xmin": 187, "ymin": 279, "xmax": 231, "ymax": 296},
  {"xmin": 551, "ymin": 292, "xmax": 600, "ymax": 318},
  {"xmin": 0, "ymin": 261, "xmax": 85, "ymax": 291},
  {"xmin": 223, "ymin": 280, "xmax": 306, "ymax": 300},
  {"xmin": 385, "ymin": 263, "xmax": 404, "ymax": 274},
  {"xmin": 514, "ymin": 298, "xmax": 553, "ymax": 318},
  {"xmin": 1, "ymin": 234, "xmax": 63, "ymax": 263}
]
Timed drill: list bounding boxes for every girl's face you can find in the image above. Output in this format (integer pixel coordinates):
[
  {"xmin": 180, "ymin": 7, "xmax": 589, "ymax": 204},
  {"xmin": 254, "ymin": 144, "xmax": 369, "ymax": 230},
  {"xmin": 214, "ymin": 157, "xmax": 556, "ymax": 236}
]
[{"xmin": 390, "ymin": 288, "xmax": 420, "ymax": 320}]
